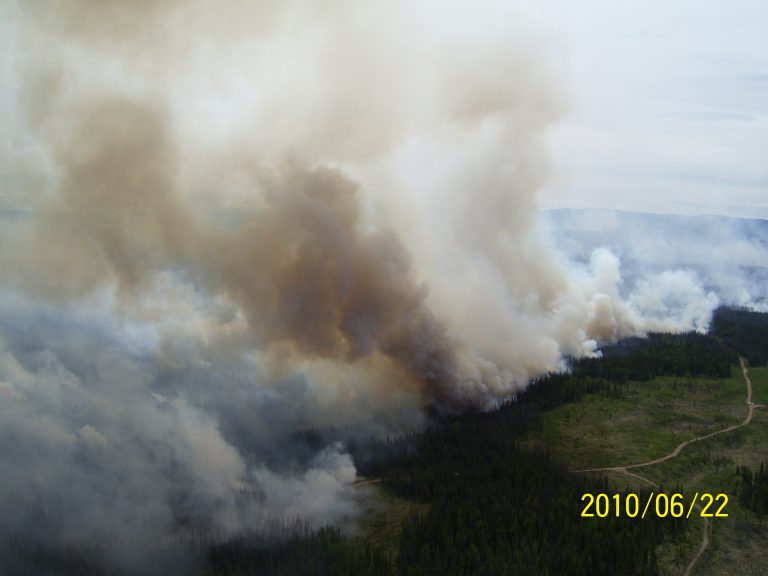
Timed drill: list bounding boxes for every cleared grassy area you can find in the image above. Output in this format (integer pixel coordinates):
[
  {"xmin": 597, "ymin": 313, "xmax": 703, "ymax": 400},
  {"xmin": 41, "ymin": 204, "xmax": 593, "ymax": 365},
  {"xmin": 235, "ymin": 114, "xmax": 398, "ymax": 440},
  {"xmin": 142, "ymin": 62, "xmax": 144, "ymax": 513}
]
[
  {"xmin": 531, "ymin": 372, "xmax": 746, "ymax": 470},
  {"xmin": 529, "ymin": 365, "xmax": 768, "ymax": 576},
  {"xmin": 351, "ymin": 483, "xmax": 428, "ymax": 559},
  {"xmin": 644, "ymin": 409, "xmax": 768, "ymax": 576},
  {"xmin": 747, "ymin": 366, "xmax": 768, "ymax": 405}
]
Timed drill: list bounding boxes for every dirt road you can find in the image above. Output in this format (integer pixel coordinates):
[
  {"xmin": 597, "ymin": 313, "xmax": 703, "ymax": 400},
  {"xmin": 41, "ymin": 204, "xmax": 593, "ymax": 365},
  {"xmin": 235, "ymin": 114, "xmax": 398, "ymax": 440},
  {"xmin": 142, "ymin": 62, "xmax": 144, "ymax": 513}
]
[
  {"xmin": 579, "ymin": 358, "xmax": 757, "ymax": 475},
  {"xmin": 577, "ymin": 357, "xmax": 761, "ymax": 575}
]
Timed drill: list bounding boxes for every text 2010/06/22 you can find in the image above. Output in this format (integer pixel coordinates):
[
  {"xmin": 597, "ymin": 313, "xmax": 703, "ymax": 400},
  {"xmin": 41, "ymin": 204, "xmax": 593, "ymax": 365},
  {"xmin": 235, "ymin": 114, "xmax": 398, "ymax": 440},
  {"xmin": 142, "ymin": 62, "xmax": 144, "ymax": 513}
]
[{"xmin": 581, "ymin": 492, "xmax": 728, "ymax": 519}]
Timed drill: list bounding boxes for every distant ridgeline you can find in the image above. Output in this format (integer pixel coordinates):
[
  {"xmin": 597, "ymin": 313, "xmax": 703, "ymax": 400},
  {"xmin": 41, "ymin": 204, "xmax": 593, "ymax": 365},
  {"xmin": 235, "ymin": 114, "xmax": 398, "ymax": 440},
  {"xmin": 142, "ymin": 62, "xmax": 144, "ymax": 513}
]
[
  {"xmin": 711, "ymin": 306, "xmax": 768, "ymax": 366},
  {"xmin": 200, "ymin": 311, "xmax": 764, "ymax": 576}
]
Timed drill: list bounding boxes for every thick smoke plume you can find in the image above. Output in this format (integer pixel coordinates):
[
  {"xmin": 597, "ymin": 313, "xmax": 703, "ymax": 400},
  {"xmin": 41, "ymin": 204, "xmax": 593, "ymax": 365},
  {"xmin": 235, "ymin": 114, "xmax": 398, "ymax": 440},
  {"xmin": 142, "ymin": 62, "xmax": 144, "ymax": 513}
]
[
  {"xmin": 1, "ymin": 0, "xmax": 578, "ymax": 409},
  {"xmin": 1, "ymin": 1, "xmax": 765, "ymax": 573},
  {"xmin": 9, "ymin": 96, "xmax": 465, "ymax": 406}
]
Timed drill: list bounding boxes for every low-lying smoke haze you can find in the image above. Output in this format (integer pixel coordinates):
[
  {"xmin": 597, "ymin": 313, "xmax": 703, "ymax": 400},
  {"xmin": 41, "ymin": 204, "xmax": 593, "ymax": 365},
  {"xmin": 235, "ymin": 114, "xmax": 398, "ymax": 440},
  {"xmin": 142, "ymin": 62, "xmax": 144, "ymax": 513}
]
[
  {"xmin": 0, "ymin": 1, "xmax": 765, "ymax": 573},
  {"xmin": 546, "ymin": 209, "xmax": 768, "ymax": 314}
]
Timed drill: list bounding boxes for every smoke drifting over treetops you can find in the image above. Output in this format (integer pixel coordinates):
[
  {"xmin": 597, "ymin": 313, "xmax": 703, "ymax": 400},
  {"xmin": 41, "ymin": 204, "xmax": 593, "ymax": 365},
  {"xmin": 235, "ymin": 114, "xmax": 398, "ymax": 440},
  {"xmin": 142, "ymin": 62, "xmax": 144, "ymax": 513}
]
[
  {"xmin": 3, "ymin": 0, "xmax": 585, "ymax": 409},
  {"xmin": 0, "ymin": 0, "xmax": 765, "ymax": 571}
]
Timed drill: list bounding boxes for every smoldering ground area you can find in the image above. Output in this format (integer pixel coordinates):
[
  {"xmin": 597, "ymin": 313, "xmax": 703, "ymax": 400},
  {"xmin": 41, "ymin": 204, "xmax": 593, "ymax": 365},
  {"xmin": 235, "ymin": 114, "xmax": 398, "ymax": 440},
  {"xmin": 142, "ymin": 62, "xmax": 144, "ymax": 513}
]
[{"xmin": 0, "ymin": 1, "xmax": 766, "ymax": 574}]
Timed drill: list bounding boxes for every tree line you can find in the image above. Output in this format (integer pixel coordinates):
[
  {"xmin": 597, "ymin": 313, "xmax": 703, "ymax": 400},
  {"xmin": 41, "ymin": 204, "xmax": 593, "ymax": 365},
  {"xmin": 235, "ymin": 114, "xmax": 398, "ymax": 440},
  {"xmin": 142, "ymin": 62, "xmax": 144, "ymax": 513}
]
[
  {"xmin": 711, "ymin": 306, "xmax": 768, "ymax": 366},
  {"xmin": 737, "ymin": 460, "xmax": 768, "ymax": 515}
]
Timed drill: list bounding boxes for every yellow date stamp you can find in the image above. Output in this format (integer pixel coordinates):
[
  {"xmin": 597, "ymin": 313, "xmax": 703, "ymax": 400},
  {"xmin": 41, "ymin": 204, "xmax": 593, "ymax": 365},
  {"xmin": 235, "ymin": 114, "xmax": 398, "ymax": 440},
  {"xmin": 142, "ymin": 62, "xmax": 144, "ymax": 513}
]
[{"xmin": 581, "ymin": 492, "xmax": 728, "ymax": 519}]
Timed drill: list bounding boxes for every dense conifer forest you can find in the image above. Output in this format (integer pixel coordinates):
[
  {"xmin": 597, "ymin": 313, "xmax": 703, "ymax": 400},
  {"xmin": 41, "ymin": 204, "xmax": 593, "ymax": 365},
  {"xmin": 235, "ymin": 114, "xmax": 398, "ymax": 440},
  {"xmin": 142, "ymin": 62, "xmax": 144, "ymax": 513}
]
[
  {"xmin": 737, "ymin": 460, "xmax": 768, "ymax": 516},
  {"xmin": 204, "ymin": 330, "xmax": 739, "ymax": 575},
  {"xmin": 711, "ymin": 306, "xmax": 768, "ymax": 366}
]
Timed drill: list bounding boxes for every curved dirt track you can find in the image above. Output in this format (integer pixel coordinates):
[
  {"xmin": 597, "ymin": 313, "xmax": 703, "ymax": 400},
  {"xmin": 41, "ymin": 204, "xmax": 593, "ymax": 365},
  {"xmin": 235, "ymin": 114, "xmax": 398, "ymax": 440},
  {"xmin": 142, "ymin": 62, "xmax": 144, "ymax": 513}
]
[
  {"xmin": 579, "ymin": 358, "xmax": 757, "ymax": 475},
  {"xmin": 577, "ymin": 357, "xmax": 761, "ymax": 576},
  {"xmin": 684, "ymin": 515, "xmax": 710, "ymax": 576}
]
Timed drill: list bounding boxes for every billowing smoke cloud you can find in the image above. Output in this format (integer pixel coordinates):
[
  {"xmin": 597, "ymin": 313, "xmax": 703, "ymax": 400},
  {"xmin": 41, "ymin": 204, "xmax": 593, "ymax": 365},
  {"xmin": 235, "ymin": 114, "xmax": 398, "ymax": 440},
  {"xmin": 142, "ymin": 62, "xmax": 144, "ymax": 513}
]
[
  {"xmin": 545, "ymin": 209, "xmax": 768, "ymax": 323},
  {"xmin": 1, "ymin": 0, "xmax": 763, "ymax": 573},
  {"xmin": 7, "ymin": 96, "xmax": 466, "ymax": 406},
  {"xmin": 1, "ymin": 0, "xmax": 575, "ymax": 409},
  {"xmin": 0, "ymin": 297, "xmax": 375, "ymax": 574}
]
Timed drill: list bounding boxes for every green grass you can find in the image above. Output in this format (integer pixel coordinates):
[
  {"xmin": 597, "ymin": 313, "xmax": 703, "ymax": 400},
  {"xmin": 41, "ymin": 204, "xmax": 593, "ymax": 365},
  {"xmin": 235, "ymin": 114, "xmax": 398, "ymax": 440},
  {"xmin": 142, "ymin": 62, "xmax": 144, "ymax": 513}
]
[
  {"xmin": 351, "ymin": 483, "xmax": 428, "ymax": 559},
  {"xmin": 528, "ymin": 365, "xmax": 768, "ymax": 576},
  {"xmin": 748, "ymin": 367, "xmax": 768, "ymax": 405},
  {"xmin": 642, "ymin": 409, "xmax": 768, "ymax": 576},
  {"xmin": 531, "ymin": 373, "xmax": 746, "ymax": 470}
]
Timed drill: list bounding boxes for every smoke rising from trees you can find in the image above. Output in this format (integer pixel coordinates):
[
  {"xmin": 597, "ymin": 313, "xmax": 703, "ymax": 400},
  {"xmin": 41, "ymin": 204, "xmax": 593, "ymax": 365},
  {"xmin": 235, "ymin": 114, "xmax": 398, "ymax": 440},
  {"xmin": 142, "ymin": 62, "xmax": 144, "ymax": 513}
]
[{"xmin": 0, "ymin": 1, "xmax": 765, "ymax": 572}]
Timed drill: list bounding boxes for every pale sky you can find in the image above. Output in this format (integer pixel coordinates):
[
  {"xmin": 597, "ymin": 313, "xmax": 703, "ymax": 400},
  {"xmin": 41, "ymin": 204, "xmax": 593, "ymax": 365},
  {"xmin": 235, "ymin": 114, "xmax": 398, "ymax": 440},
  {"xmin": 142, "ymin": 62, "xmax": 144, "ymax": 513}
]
[{"xmin": 527, "ymin": 0, "xmax": 768, "ymax": 218}]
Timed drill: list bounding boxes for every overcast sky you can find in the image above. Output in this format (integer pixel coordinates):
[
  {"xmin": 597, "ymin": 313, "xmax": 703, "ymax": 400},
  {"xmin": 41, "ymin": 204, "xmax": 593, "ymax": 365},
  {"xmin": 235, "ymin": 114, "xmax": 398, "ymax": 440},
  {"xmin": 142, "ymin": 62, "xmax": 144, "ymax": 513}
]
[{"xmin": 525, "ymin": 0, "xmax": 768, "ymax": 219}]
